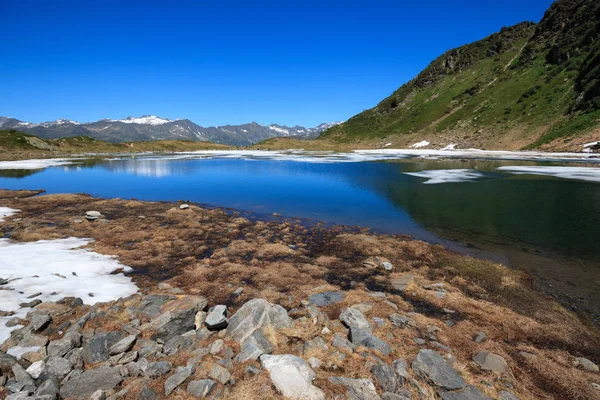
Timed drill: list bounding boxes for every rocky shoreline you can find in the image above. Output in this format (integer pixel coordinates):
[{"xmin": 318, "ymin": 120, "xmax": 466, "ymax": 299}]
[{"xmin": 0, "ymin": 190, "xmax": 599, "ymax": 399}]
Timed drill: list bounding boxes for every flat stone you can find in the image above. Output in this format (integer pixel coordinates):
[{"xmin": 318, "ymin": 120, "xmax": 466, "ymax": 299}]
[
  {"xmin": 340, "ymin": 308, "xmax": 373, "ymax": 332},
  {"xmin": 261, "ymin": 354, "xmax": 325, "ymax": 400},
  {"xmin": 412, "ymin": 349, "xmax": 466, "ymax": 390},
  {"xmin": 145, "ymin": 361, "xmax": 172, "ymax": 378},
  {"xmin": 391, "ymin": 275, "xmax": 414, "ymax": 292},
  {"xmin": 438, "ymin": 385, "xmax": 493, "ymax": 400},
  {"xmin": 82, "ymin": 331, "xmax": 124, "ymax": 363},
  {"xmin": 473, "ymin": 351, "xmax": 508, "ymax": 374},
  {"xmin": 109, "ymin": 335, "xmax": 137, "ymax": 356},
  {"xmin": 187, "ymin": 379, "xmax": 217, "ymax": 397},
  {"xmin": 473, "ymin": 331, "xmax": 486, "ymax": 343},
  {"xmin": 205, "ymin": 305, "xmax": 228, "ymax": 331},
  {"xmin": 329, "ymin": 376, "xmax": 381, "ymax": 400},
  {"xmin": 60, "ymin": 366, "xmax": 123, "ymax": 399},
  {"xmin": 165, "ymin": 365, "xmax": 194, "ymax": 396},
  {"xmin": 389, "ymin": 313, "xmax": 415, "ymax": 328},
  {"xmin": 307, "ymin": 291, "xmax": 345, "ymax": 307},
  {"xmin": 234, "ymin": 342, "xmax": 263, "ymax": 363},
  {"xmin": 371, "ymin": 363, "xmax": 398, "ymax": 393},
  {"xmin": 30, "ymin": 314, "xmax": 52, "ymax": 332},
  {"xmin": 208, "ymin": 363, "xmax": 231, "ymax": 385},
  {"xmin": 348, "ymin": 328, "xmax": 392, "ymax": 356},
  {"xmin": 576, "ymin": 357, "xmax": 599, "ymax": 373}
]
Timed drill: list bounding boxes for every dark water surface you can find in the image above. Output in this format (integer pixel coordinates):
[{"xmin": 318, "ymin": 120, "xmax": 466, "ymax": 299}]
[{"xmin": 1, "ymin": 155, "xmax": 599, "ymax": 319}]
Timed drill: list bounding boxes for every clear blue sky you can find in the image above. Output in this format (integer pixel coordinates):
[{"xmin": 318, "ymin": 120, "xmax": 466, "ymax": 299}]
[{"xmin": 1, "ymin": 0, "xmax": 554, "ymax": 127}]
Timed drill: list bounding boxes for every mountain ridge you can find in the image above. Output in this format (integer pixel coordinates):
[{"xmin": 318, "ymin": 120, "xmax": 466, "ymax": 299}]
[
  {"xmin": 321, "ymin": 0, "xmax": 600, "ymax": 151},
  {"xmin": 0, "ymin": 116, "xmax": 342, "ymax": 146}
]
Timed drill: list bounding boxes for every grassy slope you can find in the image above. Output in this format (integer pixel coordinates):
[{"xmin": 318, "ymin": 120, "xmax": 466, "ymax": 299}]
[
  {"xmin": 322, "ymin": 0, "xmax": 600, "ymax": 150},
  {"xmin": 0, "ymin": 130, "xmax": 232, "ymax": 161}
]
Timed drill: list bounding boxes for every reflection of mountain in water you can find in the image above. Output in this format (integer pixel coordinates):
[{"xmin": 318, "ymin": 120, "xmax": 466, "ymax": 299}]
[
  {"xmin": 0, "ymin": 169, "xmax": 42, "ymax": 178},
  {"xmin": 349, "ymin": 160, "xmax": 600, "ymax": 260},
  {"xmin": 100, "ymin": 158, "xmax": 204, "ymax": 178}
]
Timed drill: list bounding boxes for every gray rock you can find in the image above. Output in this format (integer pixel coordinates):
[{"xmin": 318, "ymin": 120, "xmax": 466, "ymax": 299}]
[
  {"xmin": 145, "ymin": 361, "xmax": 172, "ymax": 378},
  {"xmin": 392, "ymin": 359, "xmax": 410, "ymax": 385},
  {"xmin": 0, "ymin": 350, "xmax": 19, "ymax": 372},
  {"xmin": 412, "ymin": 349, "xmax": 466, "ymax": 390},
  {"xmin": 340, "ymin": 308, "xmax": 373, "ymax": 332},
  {"xmin": 261, "ymin": 354, "xmax": 325, "ymax": 400},
  {"xmin": 82, "ymin": 331, "xmax": 124, "ymax": 363},
  {"xmin": 348, "ymin": 328, "xmax": 392, "ymax": 356},
  {"xmin": 381, "ymin": 262, "xmax": 393, "ymax": 271},
  {"xmin": 371, "ymin": 364, "xmax": 398, "ymax": 393},
  {"xmin": 41, "ymin": 356, "xmax": 72, "ymax": 381},
  {"xmin": 308, "ymin": 291, "xmax": 345, "ymax": 307},
  {"xmin": 438, "ymin": 385, "xmax": 492, "ymax": 400},
  {"xmin": 329, "ymin": 376, "xmax": 381, "ymax": 400},
  {"xmin": 473, "ymin": 351, "xmax": 508, "ymax": 374},
  {"xmin": 226, "ymin": 299, "xmax": 293, "ymax": 345},
  {"xmin": 109, "ymin": 335, "xmax": 137, "ymax": 356},
  {"xmin": 139, "ymin": 384, "xmax": 159, "ymax": 400},
  {"xmin": 19, "ymin": 299, "xmax": 42, "ymax": 308},
  {"xmin": 205, "ymin": 305, "xmax": 228, "ymax": 331},
  {"xmin": 11, "ymin": 364, "xmax": 34, "ymax": 386},
  {"xmin": 137, "ymin": 295, "xmax": 175, "ymax": 318},
  {"xmin": 332, "ymin": 333, "xmax": 355, "ymax": 352},
  {"xmin": 234, "ymin": 342, "xmax": 263, "ymax": 363},
  {"xmin": 34, "ymin": 379, "xmax": 59, "ymax": 398},
  {"xmin": 304, "ymin": 336, "xmax": 328, "ymax": 355},
  {"xmin": 47, "ymin": 332, "xmax": 81, "ymax": 357},
  {"xmin": 30, "ymin": 314, "xmax": 52, "ymax": 332},
  {"xmin": 576, "ymin": 357, "xmax": 599, "ymax": 373},
  {"xmin": 389, "ymin": 313, "xmax": 415, "ymax": 328},
  {"xmin": 59, "ymin": 366, "xmax": 123, "ymax": 399},
  {"xmin": 187, "ymin": 379, "xmax": 217, "ymax": 397},
  {"xmin": 18, "ymin": 332, "xmax": 49, "ymax": 347},
  {"xmin": 25, "ymin": 360, "xmax": 45, "ymax": 379},
  {"xmin": 117, "ymin": 351, "xmax": 138, "ymax": 365},
  {"xmin": 498, "ymin": 391, "xmax": 520, "ymax": 400},
  {"xmin": 6, "ymin": 393, "xmax": 34, "ymax": 400},
  {"xmin": 413, "ymin": 338, "xmax": 426, "ymax": 345},
  {"xmin": 86, "ymin": 211, "xmax": 103, "ymax": 220},
  {"xmin": 90, "ymin": 390, "xmax": 107, "ymax": 400},
  {"xmin": 165, "ymin": 365, "xmax": 194, "ymax": 396},
  {"xmin": 381, "ymin": 392, "xmax": 412, "ymax": 400},
  {"xmin": 473, "ymin": 331, "xmax": 486, "ymax": 343},
  {"xmin": 242, "ymin": 330, "xmax": 274, "ymax": 355},
  {"xmin": 208, "ymin": 364, "xmax": 231, "ymax": 385},
  {"xmin": 67, "ymin": 347, "xmax": 84, "ymax": 369},
  {"xmin": 195, "ymin": 311, "xmax": 207, "ymax": 330},
  {"xmin": 152, "ymin": 309, "xmax": 197, "ymax": 342}
]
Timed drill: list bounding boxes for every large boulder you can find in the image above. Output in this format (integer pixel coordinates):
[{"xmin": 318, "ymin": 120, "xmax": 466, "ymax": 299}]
[
  {"xmin": 226, "ymin": 299, "xmax": 293, "ymax": 345},
  {"xmin": 412, "ymin": 349, "xmax": 466, "ymax": 390},
  {"xmin": 59, "ymin": 366, "xmax": 123, "ymax": 399},
  {"xmin": 260, "ymin": 354, "xmax": 325, "ymax": 400},
  {"xmin": 328, "ymin": 376, "xmax": 381, "ymax": 400}
]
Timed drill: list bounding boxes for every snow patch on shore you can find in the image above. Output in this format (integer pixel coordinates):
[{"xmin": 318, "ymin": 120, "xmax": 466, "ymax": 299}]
[
  {"xmin": 0, "ymin": 207, "xmax": 20, "ymax": 222},
  {"xmin": 0, "ymin": 158, "xmax": 75, "ymax": 170},
  {"xmin": 497, "ymin": 166, "xmax": 600, "ymax": 183},
  {"xmin": 411, "ymin": 141, "xmax": 430, "ymax": 148},
  {"xmin": 0, "ymin": 238, "xmax": 138, "ymax": 344},
  {"xmin": 404, "ymin": 169, "xmax": 485, "ymax": 184}
]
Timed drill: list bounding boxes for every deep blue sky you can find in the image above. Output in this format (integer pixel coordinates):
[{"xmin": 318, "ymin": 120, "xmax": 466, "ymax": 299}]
[{"xmin": 1, "ymin": 0, "xmax": 554, "ymax": 127}]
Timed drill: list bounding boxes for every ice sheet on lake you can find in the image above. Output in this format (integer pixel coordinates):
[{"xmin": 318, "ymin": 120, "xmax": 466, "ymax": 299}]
[
  {"xmin": 0, "ymin": 237, "xmax": 138, "ymax": 345},
  {"xmin": 0, "ymin": 158, "xmax": 75, "ymax": 170},
  {"xmin": 404, "ymin": 169, "xmax": 485, "ymax": 184},
  {"xmin": 497, "ymin": 166, "xmax": 600, "ymax": 183},
  {"xmin": 0, "ymin": 207, "xmax": 20, "ymax": 222}
]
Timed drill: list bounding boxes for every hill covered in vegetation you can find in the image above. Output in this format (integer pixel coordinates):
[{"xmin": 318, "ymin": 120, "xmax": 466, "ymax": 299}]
[{"xmin": 322, "ymin": 0, "xmax": 600, "ymax": 151}]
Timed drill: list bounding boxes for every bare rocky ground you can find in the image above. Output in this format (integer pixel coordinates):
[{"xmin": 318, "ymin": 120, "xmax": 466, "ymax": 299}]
[{"xmin": 0, "ymin": 189, "xmax": 599, "ymax": 400}]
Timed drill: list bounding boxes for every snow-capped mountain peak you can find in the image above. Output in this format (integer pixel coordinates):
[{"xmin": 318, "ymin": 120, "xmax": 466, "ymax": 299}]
[{"xmin": 114, "ymin": 116, "xmax": 175, "ymax": 125}]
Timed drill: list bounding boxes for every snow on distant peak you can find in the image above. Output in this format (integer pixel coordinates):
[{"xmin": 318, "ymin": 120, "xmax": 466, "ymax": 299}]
[
  {"xmin": 268, "ymin": 125, "xmax": 290, "ymax": 135},
  {"xmin": 115, "ymin": 116, "xmax": 175, "ymax": 125},
  {"xmin": 38, "ymin": 119, "xmax": 80, "ymax": 127}
]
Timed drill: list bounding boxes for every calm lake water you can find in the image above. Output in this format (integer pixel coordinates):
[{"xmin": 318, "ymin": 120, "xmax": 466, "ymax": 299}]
[{"xmin": 1, "ymin": 152, "xmax": 599, "ymax": 319}]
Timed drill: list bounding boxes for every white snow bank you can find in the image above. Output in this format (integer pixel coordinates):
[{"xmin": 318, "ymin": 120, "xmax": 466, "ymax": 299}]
[
  {"xmin": 404, "ymin": 169, "xmax": 485, "ymax": 184},
  {"xmin": 0, "ymin": 207, "xmax": 19, "ymax": 222},
  {"xmin": 0, "ymin": 158, "xmax": 75, "ymax": 170},
  {"xmin": 0, "ymin": 238, "xmax": 138, "ymax": 344},
  {"xmin": 441, "ymin": 144, "xmax": 457, "ymax": 151},
  {"xmin": 411, "ymin": 141, "xmax": 430, "ymax": 148},
  {"xmin": 497, "ymin": 166, "xmax": 600, "ymax": 183},
  {"xmin": 583, "ymin": 141, "xmax": 599, "ymax": 148}
]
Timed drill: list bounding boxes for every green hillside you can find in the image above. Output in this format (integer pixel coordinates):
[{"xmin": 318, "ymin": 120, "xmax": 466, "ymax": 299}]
[{"xmin": 322, "ymin": 0, "xmax": 600, "ymax": 151}]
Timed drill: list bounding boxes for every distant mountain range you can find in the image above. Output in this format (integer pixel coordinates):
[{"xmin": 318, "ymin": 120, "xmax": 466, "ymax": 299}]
[{"xmin": 0, "ymin": 116, "xmax": 342, "ymax": 146}]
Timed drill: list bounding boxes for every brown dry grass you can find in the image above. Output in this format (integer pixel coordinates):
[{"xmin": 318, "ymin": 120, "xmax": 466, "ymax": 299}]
[{"xmin": 0, "ymin": 190, "xmax": 599, "ymax": 399}]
